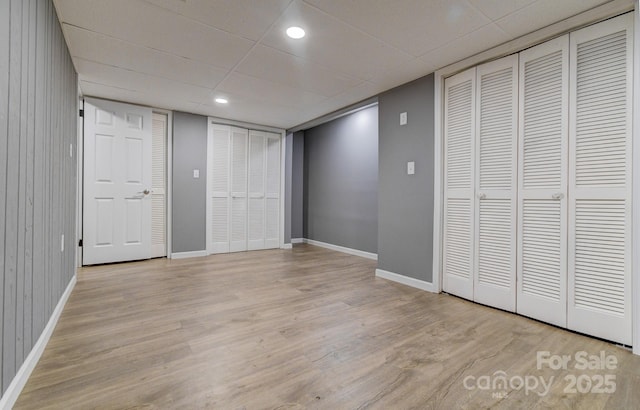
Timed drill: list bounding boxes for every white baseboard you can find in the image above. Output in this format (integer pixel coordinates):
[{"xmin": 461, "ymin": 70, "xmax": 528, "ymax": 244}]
[
  {"xmin": 170, "ymin": 250, "xmax": 207, "ymax": 259},
  {"xmin": 303, "ymin": 238, "xmax": 377, "ymax": 260},
  {"xmin": 0, "ymin": 274, "xmax": 77, "ymax": 410},
  {"xmin": 281, "ymin": 243, "xmax": 293, "ymax": 249},
  {"xmin": 375, "ymin": 268, "xmax": 438, "ymax": 293},
  {"xmin": 291, "ymin": 238, "xmax": 304, "ymax": 244}
]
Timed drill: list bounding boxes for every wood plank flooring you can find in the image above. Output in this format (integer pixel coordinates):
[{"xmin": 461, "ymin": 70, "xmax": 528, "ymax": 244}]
[{"xmin": 14, "ymin": 244, "xmax": 640, "ymax": 409}]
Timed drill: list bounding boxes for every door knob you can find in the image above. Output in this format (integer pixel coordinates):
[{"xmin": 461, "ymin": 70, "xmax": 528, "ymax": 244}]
[
  {"xmin": 552, "ymin": 192, "xmax": 564, "ymax": 200},
  {"xmin": 477, "ymin": 193, "xmax": 486, "ymax": 200},
  {"xmin": 138, "ymin": 189, "xmax": 150, "ymax": 195}
]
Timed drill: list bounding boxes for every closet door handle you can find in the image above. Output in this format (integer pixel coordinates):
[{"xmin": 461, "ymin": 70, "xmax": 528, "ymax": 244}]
[{"xmin": 552, "ymin": 192, "xmax": 564, "ymax": 200}]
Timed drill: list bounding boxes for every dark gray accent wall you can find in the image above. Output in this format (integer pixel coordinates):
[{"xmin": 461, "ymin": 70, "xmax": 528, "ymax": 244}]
[
  {"xmin": 0, "ymin": 0, "xmax": 77, "ymax": 395},
  {"xmin": 291, "ymin": 131, "xmax": 304, "ymax": 239},
  {"xmin": 378, "ymin": 74, "xmax": 435, "ymax": 282},
  {"xmin": 303, "ymin": 106, "xmax": 378, "ymax": 253},
  {"xmin": 172, "ymin": 112, "xmax": 207, "ymax": 253}
]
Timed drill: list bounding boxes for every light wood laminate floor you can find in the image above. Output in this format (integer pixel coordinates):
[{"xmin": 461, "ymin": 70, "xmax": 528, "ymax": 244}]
[{"xmin": 14, "ymin": 244, "xmax": 640, "ymax": 409}]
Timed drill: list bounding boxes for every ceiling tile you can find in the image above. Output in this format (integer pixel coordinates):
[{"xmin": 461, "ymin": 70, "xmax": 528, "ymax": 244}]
[
  {"xmin": 496, "ymin": 0, "xmax": 613, "ymax": 38},
  {"xmin": 80, "ymin": 80, "xmax": 203, "ymax": 113},
  {"xmin": 236, "ymin": 45, "xmax": 361, "ymax": 97},
  {"xmin": 369, "ymin": 58, "xmax": 437, "ymax": 91},
  {"xmin": 467, "ymin": 0, "xmax": 537, "ymax": 20},
  {"xmin": 141, "ymin": 0, "xmax": 292, "ymax": 41},
  {"xmin": 419, "ymin": 23, "xmax": 510, "ymax": 71},
  {"xmin": 55, "ymin": 0, "xmax": 254, "ymax": 69},
  {"xmin": 75, "ymin": 58, "xmax": 213, "ymax": 104},
  {"xmin": 63, "ymin": 24, "xmax": 227, "ymax": 89},
  {"xmin": 303, "ymin": 0, "xmax": 491, "ymax": 57},
  {"xmin": 199, "ymin": 98, "xmax": 298, "ymax": 129},
  {"xmin": 261, "ymin": 1, "xmax": 414, "ymax": 81},
  {"xmin": 217, "ymin": 73, "xmax": 328, "ymax": 108}
]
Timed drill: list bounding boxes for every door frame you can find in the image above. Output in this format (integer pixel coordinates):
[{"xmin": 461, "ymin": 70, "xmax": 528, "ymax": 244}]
[
  {"xmin": 76, "ymin": 98, "xmax": 173, "ymax": 265},
  {"xmin": 205, "ymin": 117, "xmax": 287, "ymax": 254},
  {"xmin": 433, "ymin": 5, "xmax": 639, "ymax": 353}
]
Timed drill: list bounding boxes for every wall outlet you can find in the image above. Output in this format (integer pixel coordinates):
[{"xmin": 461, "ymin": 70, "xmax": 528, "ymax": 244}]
[
  {"xmin": 407, "ymin": 161, "xmax": 415, "ymax": 175},
  {"xmin": 193, "ymin": 169, "xmax": 200, "ymax": 178},
  {"xmin": 400, "ymin": 112, "xmax": 407, "ymax": 125}
]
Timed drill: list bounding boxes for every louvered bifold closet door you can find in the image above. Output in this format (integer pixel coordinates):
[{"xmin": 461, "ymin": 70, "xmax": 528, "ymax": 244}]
[
  {"xmin": 568, "ymin": 14, "xmax": 633, "ymax": 345},
  {"xmin": 474, "ymin": 55, "xmax": 518, "ymax": 312},
  {"xmin": 207, "ymin": 124, "xmax": 231, "ymax": 254},
  {"xmin": 248, "ymin": 131, "xmax": 266, "ymax": 250},
  {"xmin": 151, "ymin": 113, "xmax": 167, "ymax": 257},
  {"xmin": 265, "ymin": 132, "xmax": 281, "ymax": 249},
  {"xmin": 230, "ymin": 127, "xmax": 249, "ymax": 252},
  {"xmin": 517, "ymin": 36, "xmax": 569, "ymax": 327},
  {"xmin": 443, "ymin": 68, "xmax": 476, "ymax": 301}
]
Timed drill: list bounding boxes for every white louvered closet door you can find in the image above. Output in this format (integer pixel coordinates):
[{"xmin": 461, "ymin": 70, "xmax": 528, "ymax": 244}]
[
  {"xmin": 230, "ymin": 127, "xmax": 249, "ymax": 252},
  {"xmin": 473, "ymin": 55, "xmax": 518, "ymax": 312},
  {"xmin": 248, "ymin": 130, "xmax": 266, "ymax": 251},
  {"xmin": 207, "ymin": 124, "xmax": 231, "ymax": 254},
  {"xmin": 151, "ymin": 113, "xmax": 167, "ymax": 258},
  {"xmin": 264, "ymin": 132, "xmax": 281, "ymax": 249},
  {"xmin": 517, "ymin": 36, "xmax": 569, "ymax": 327},
  {"xmin": 443, "ymin": 68, "xmax": 476, "ymax": 301},
  {"xmin": 568, "ymin": 14, "xmax": 633, "ymax": 345}
]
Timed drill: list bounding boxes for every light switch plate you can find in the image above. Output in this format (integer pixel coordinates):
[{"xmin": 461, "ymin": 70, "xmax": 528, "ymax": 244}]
[
  {"xmin": 400, "ymin": 112, "xmax": 407, "ymax": 125},
  {"xmin": 407, "ymin": 161, "xmax": 415, "ymax": 175},
  {"xmin": 193, "ymin": 169, "xmax": 200, "ymax": 178}
]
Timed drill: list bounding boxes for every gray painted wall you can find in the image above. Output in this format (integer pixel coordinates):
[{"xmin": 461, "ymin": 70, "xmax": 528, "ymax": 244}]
[
  {"xmin": 0, "ymin": 0, "xmax": 77, "ymax": 395},
  {"xmin": 303, "ymin": 106, "xmax": 378, "ymax": 254},
  {"xmin": 378, "ymin": 74, "xmax": 435, "ymax": 282},
  {"xmin": 172, "ymin": 112, "xmax": 208, "ymax": 253},
  {"xmin": 291, "ymin": 131, "xmax": 304, "ymax": 240}
]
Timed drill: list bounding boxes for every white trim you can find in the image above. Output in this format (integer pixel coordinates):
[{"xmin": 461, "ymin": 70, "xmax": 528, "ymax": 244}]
[
  {"xmin": 281, "ymin": 243, "xmax": 293, "ymax": 250},
  {"xmin": 633, "ymin": 1, "xmax": 640, "ymax": 355},
  {"xmin": 291, "ymin": 238, "xmax": 304, "ymax": 244},
  {"xmin": 280, "ymin": 130, "xmax": 286, "ymax": 249},
  {"xmin": 432, "ymin": 66, "xmax": 443, "ymax": 294},
  {"xmin": 0, "ymin": 275, "xmax": 77, "ymax": 410},
  {"xmin": 76, "ymin": 90, "xmax": 83, "ymax": 268},
  {"xmin": 303, "ymin": 238, "xmax": 377, "ymax": 260},
  {"xmin": 153, "ymin": 109, "xmax": 173, "ymax": 259},
  {"xmin": 375, "ymin": 269, "xmax": 438, "ymax": 293},
  {"xmin": 170, "ymin": 250, "xmax": 207, "ymax": 259}
]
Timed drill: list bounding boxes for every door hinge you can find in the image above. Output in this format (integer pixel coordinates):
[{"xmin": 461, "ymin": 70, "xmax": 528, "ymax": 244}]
[
  {"xmin": 79, "ymin": 109, "xmax": 84, "ymax": 117},
  {"xmin": 78, "ymin": 239, "xmax": 83, "ymax": 247}
]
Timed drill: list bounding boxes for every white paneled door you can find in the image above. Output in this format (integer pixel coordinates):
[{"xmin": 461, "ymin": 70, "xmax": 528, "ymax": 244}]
[
  {"xmin": 151, "ymin": 112, "xmax": 167, "ymax": 258},
  {"xmin": 517, "ymin": 36, "xmax": 569, "ymax": 327},
  {"xmin": 208, "ymin": 124, "xmax": 232, "ymax": 254},
  {"xmin": 440, "ymin": 13, "xmax": 633, "ymax": 345},
  {"xmin": 83, "ymin": 98, "xmax": 153, "ymax": 265},
  {"xmin": 443, "ymin": 67, "xmax": 476, "ymax": 301},
  {"xmin": 568, "ymin": 14, "xmax": 633, "ymax": 345},
  {"xmin": 474, "ymin": 55, "xmax": 518, "ymax": 312},
  {"xmin": 230, "ymin": 127, "xmax": 249, "ymax": 252},
  {"xmin": 207, "ymin": 122, "xmax": 281, "ymax": 254}
]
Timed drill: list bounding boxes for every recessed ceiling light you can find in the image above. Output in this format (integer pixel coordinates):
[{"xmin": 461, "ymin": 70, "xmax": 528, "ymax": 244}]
[
  {"xmin": 286, "ymin": 26, "xmax": 305, "ymax": 39},
  {"xmin": 215, "ymin": 98, "xmax": 228, "ymax": 104}
]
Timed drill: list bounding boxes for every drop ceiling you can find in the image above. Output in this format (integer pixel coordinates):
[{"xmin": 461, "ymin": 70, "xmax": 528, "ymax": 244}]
[{"xmin": 53, "ymin": 0, "xmax": 625, "ymax": 129}]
